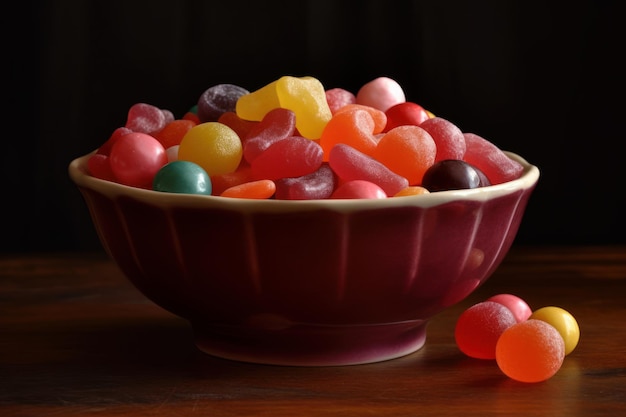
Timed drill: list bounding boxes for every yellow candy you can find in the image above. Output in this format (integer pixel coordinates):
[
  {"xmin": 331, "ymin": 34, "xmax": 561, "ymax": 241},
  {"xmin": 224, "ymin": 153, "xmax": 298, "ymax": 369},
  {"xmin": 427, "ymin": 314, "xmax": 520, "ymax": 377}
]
[
  {"xmin": 178, "ymin": 122, "xmax": 242, "ymax": 176},
  {"xmin": 529, "ymin": 306, "xmax": 580, "ymax": 355},
  {"xmin": 235, "ymin": 80, "xmax": 281, "ymax": 121},
  {"xmin": 275, "ymin": 76, "xmax": 332, "ymax": 139},
  {"xmin": 236, "ymin": 76, "xmax": 332, "ymax": 140}
]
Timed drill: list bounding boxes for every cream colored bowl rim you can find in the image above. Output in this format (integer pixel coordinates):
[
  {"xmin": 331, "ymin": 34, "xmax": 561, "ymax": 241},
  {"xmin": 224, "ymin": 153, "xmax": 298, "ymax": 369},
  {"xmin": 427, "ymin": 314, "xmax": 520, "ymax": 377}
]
[{"xmin": 69, "ymin": 151, "xmax": 539, "ymax": 212}]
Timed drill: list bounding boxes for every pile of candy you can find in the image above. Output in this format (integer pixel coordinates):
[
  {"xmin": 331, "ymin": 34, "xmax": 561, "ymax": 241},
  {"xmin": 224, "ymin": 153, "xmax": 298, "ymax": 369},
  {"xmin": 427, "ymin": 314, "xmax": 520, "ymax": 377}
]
[
  {"xmin": 87, "ymin": 76, "xmax": 525, "ymax": 199},
  {"xmin": 455, "ymin": 294, "xmax": 580, "ymax": 383}
]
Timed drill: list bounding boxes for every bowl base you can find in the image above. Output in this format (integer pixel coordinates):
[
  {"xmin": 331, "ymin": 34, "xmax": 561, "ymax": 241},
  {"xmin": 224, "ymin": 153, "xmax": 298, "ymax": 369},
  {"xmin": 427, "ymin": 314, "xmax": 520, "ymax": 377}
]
[{"xmin": 192, "ymin": 319, "xmax": 427, "ymax": 366}]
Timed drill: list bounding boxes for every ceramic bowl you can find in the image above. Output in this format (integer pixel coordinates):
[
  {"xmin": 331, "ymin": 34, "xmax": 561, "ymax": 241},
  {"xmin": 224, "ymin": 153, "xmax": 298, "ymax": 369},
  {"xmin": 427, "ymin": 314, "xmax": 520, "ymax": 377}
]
[{"xmin": 69, "ymin": 151, "xmax": 539, "ymax": 366}]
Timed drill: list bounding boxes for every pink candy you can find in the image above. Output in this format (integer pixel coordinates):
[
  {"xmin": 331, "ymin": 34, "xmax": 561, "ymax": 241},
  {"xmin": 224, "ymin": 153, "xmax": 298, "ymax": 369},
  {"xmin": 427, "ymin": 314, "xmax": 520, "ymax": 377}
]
[{"xmin": 356, "ymin": 77, "xmax": 406, "ymax": 112}]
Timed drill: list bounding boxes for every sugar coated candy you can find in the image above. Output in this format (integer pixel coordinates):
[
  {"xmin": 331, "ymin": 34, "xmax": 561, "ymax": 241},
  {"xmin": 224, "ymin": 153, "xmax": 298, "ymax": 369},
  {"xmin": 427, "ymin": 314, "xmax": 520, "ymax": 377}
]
[
  {"xmin": 487, "ymin": 294, "xmax": 532, "ymax": 323},
  {"xmin": 89, "ymin": 75, "xmax": 528, "ymax": 199},
  {"xmin": 530, "ymin": 306, "xmax": 580, "ymax": 355},
  {"xmin": 496, "ymin": 319, "xmax": 565, "ymax": 383},
  {"xmin": 454, "ymin": 301, "xmax": 517, "ymax": 359},
  {"xmin": 197, "ymin": 84, "xmax": 250, "ymax": 123},
  {"xmin": 178, "ymin": 122, "xmax": 242, "ymax": 176}
]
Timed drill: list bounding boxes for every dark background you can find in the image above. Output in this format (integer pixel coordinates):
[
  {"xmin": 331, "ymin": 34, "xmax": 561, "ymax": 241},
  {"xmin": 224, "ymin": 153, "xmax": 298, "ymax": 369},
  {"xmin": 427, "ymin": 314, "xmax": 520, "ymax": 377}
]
[{"xmin": 5, "ymin": 0, "xmax": 624, "ymax": 253}]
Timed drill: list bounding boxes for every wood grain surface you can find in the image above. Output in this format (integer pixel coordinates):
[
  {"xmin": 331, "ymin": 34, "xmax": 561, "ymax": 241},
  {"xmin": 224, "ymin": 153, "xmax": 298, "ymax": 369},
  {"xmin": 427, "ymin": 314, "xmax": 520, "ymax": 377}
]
[{"xmin": 1, "ymin": 246, "xmax": 625, "ymax": 416}]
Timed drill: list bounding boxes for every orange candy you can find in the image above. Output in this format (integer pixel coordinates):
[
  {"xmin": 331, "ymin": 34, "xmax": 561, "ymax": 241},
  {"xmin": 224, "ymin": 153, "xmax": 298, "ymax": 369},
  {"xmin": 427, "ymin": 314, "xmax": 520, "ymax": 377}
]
[
  {"xmin": 221, "ymin": 179, "xmax": 276, "ymax": 199},
  {"xmin": 153, "ymin": 119, "xmax": 196, "ymax": 149},
  {"xmin": 334, "ymin": 104, "xmax": 387, "ymax": 134},
  {"xmin": 319, "ymin": 108, "xmax": 379, "ymax": 161},
  {"xmin": 374, "ymin": 125, "xmax": 437, "ymax": 185},
  {"xmin": 496, "ymin": 319, "xmax": 565, "ymax": 383},
  {"xmin": 393, "ymin": 186, "xmax": 430, "ymax": 197}
]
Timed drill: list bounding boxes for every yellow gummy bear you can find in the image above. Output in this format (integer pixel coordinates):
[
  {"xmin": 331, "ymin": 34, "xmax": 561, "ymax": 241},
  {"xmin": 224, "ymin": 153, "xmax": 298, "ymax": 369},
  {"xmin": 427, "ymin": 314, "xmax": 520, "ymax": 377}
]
[{"xmin": 235, "ymin": 76, "xmax": 332, "ymax": 140}]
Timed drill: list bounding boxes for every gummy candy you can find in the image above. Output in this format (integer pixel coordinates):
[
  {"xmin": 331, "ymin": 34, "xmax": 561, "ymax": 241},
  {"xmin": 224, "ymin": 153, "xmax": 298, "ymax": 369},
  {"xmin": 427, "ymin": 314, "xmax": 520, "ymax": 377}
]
[
  {"xmin": 463, "ymin": 133, "xmax": 524, "ymax": 185},
  {"xmin": 274, "ymin": 163, "xmax": 336, "ymax": 200},
  {"xmin": 125, "ymin": 103, "xmax": 168, "ymax": 134},
  {"xmin": 319, "ymin": 108, "xmax": 379, "ymax": 160},
  {"xmin": 419, "ymin": 117, "xmax": 466, "ymax": 162},
  {"xmin": 454, "ymin": 301, "xmax": 517, "ymax": 359},
  {"xmin": 374, "ymin": 125, "xmax": 437, "ymax": 185},
  {"xmin": 487, "ymin": 294, "xmax": 532, "ymax": 323},
  {"xmin": 197, "ymin": 84, "xmax": 250, "ymax": 123},
  {"xmin": 178, "ymin": 122, "xmax": 242, "ymax": 176},
  {"xmin": 496, "ymin": 319, "xmax": 565, "ymax": 383},
  {"xmin": 325, "ymin": 87, "xmax": 356, "ymax": 114},
  {"xmin": 221, "ymin": 179, "xmax": 276, "ymax": 199},
  {"xmin": 243, "ymin": 108, "xmax": 296, "ymax": 164},
  {"xmin": 328, "ymin": 143, "xmax": 409, "ymax": 197},
  {"xmin": 251, "ymin": 136, "xmax": 323, "ymax": 181},
  {"xmin": 530, "ymin": 306, "xmax": 580, "ymax": 355}
]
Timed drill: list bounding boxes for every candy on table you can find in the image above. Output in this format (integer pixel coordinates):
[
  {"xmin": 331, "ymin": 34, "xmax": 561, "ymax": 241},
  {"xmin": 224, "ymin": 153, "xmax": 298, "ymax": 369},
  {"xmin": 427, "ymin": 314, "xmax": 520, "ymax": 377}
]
[
  {"xmin": 330, "ymin": 180, "xmax": 387, "ymax": 199},
  {"xmin": 325, "ymin": 87, "xmax": 357, "ymax": 114},
  {"xmin": 274, "ymin": 163, "xmax": 336, "ymax": 200},
  {"xmin": 177, "ymin": 122, "xmax": 242, "ymax": 176},
  {"xmin": 109, "ymin": 132, "xmax": 168, "ymax": 189},
  {"xmin": 422, "ymin": 159, "xmax": 490, "ymax": 192},
  {"xmin": 319, "ymin": 107, "xmax": 379, "ymax": 160},
  {"xmin": 495, "ymin": 319, "xmax": 566, "ymax": 383},
  {"xmin": 356, "ymin": 76, "xmax": 406, "ymax": 112},
  {"xmin": 373, "ymin": 125, "xmax": 437, "ymax": 185},
  {"xmin": 454, "ymin": 301, "xmax": 517, "ymax": 359},
  {"xmin": 328, "ymin": 143, "xmax": 409, "ymax": 197},
  {"xmin": 419, "ymin": 117, "xmax": 467, "ymax": 162},
  {"xmin": 487, "ymin": 293, "xmax": 532, "ymax": 323},
  {"xmin": 243, "ymin": 108, "xmax": 297, "ymax": 164},
  {"xmin": 462, "ymin": 132, "xmax": 524, "ymax": 185},
  {"xmin": 250, "ymin": 136, "xmax": 323, "ymax": 181},
  {"xmin": 152, "ymin": 160, "xmax": 212, "ymax": 195},
  {"xmin": 197, "ymin": 84, "xmax": 250, "ymax": 123},
  {"xmin": 529, "ymin": 306, "xmax": 580, "ymax": 355},
  {"xmin": 221, "ymin": 179, "xmax": 276, "ymax": 199},
  {"xmin": 383, "ymin": 102, "xmax": 430, "ymax": 132},
  {"xmin": 237, "ymin": 76, "xmax": 332, "ymax": 139}
]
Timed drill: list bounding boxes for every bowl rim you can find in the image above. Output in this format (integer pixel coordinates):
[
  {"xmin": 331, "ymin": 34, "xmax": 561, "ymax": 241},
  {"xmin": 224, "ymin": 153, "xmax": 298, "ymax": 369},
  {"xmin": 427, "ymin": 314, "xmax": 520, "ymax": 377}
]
[{"xmin": 69, "ymin": 150, "xmax": 539, "ymax": 211}]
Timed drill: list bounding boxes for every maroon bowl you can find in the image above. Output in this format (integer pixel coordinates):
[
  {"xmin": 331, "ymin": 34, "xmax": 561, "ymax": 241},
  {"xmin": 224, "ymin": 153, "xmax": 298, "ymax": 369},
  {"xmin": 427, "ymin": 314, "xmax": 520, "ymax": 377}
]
[{"xmin": 69, "ymin": 151, "xmax": 539, "ymax": 366}]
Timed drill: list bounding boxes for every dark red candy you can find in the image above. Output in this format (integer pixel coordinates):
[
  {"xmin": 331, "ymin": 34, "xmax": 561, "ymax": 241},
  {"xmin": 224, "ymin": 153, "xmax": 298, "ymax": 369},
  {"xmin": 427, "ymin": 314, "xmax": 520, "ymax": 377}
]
[
  {"xmin": 422, "ymin": 159, "xmax": 488, "ymax": 191},
  {"xmin": 244, "ymin": 108, "xmax": 296, "ymax": 163},
  {"xmin": 275, "ymin": 163, "xmax": 336, "ymax": 200},
  {"xmin": 197, "ymin": 84, "xmax": 250, "ymax": 123}
]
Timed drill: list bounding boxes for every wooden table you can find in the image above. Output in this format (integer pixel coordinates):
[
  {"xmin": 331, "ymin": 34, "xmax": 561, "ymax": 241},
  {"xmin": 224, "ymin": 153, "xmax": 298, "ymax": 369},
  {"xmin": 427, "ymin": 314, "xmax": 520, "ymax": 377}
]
[{"xmin": 1, "ymin": 246, "xmax": 625, "ymax": 416}]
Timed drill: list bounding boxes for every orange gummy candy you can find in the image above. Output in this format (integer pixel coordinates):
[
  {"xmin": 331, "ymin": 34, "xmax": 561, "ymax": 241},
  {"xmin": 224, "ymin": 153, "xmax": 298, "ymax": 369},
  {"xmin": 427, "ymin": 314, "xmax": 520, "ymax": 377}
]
[
  {"xmin": 319, "ymin": 108, "xmax": 379, "ymax": 161},
  {"xmin": 374, "ymin": 125, "xmax": 436, "ymax": 185},
  {"xmin": 221, "ymin": 179, "xmax": 276, "ymax": 199}
]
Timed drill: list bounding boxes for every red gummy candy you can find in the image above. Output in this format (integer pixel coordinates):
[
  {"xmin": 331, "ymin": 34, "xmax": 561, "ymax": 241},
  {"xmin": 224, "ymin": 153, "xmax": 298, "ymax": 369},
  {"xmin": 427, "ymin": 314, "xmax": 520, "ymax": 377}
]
[
  {"xmin": 125, "ymin": 103, "xmax": 167, "ymax": 134},
  {"xmin": 251, "ymin": 136, "xmax": 323, "ymax": 181},
  {"xmin": 463, "ymin": 133, "xmax": 524, "ymax": 184},
  {"xmin": 275, "ymin": 163, "xmax": 336, "ymax": 200},
  {"xmin": 455, "ymin": 301, "xmax": 517, "ymax": 359},
  {"xmin": 329, "ymin": 143, "xmax": 409, "ymax": 196},
  {"xmin": 419, "ymin": 117, "xmax": 466, "ymax": 161},
  {"xmin": 325, "ymin": 88, "xmax": 356, "ymax": 114},
  {"xmin": 243, "ymin": 108, "xmax": 296, "ymax": 163}
]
